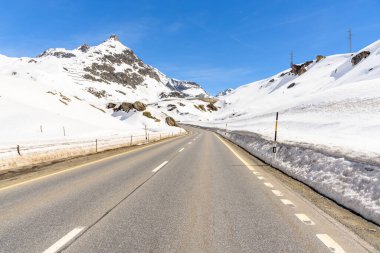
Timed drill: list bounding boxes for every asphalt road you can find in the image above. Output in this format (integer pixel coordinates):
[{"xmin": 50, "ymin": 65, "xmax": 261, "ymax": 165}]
[{"xmin": 0, "ymin": 127, "xmax": 374, "ymax": 253}]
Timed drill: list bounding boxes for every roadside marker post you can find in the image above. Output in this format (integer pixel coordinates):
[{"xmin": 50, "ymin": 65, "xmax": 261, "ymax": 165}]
[
  {"xmin": 95, "ymin": 139, "xmax": 98, "ymax": 153},
  {"xmin": 225, "ymin": 123, "xmax": 228, "ymax": 135},
  {"xmin": 16, "ymin": 145, "xmax": 21, "ymax": 156},
  {"xmin": 130, "ymin": 135, "xmax": 132, "ymax": 146},
  {"xmin": 273, "ymin": 112, "xmax": 279, "ymax": 159}
]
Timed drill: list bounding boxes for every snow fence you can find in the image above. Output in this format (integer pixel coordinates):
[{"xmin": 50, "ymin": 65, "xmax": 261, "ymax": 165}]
[{"xmin": 216, "ymin": 129, "xmax": 380, "ymax": 226}]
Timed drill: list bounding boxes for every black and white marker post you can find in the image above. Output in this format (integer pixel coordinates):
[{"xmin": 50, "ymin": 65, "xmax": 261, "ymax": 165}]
[{"xmin": 273, "ymin": 112, "xmax": 279, "ymax": 160}]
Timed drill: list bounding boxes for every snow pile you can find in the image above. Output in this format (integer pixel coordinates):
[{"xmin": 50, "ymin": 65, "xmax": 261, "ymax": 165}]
[{"xmin": 216, "ymin": 130, "xmax": 380, "ymax": 225}]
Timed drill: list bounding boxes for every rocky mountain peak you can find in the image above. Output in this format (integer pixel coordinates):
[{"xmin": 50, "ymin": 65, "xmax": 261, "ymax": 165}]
[
  {"xmin": 108, "ymin": 34, "xmax": 121, "ymax": 42},
  {"xmin": 32, "ymin": 35, "xmax": 208, "ymax": 99},
  {"xmin": 78, "ymin": 44, "xmax": 90, "ymax": 53}
]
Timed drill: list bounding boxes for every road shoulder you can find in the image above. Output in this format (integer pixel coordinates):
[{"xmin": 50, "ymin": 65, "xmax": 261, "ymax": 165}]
[{"xmin": 217, "ymin": 133, "xmax": 380, "ymax": 252}]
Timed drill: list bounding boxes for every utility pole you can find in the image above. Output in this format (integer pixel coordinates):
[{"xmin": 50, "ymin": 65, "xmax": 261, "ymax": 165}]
[
  {"xmin": 290, "ymin": 50, "xmax": 294, "ymax": 67},
  {"xmin": 348, "ymin": 28, "xmax": 352, "ymax": 53}
]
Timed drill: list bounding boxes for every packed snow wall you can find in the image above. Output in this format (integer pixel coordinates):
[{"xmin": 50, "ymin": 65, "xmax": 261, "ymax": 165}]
[{"xmin": 213, "ymin": 129, "xmax": 380, "ymax": 225}]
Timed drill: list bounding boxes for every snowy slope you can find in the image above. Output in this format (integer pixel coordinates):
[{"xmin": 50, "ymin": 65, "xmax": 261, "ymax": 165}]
[
  {"xmin": 188, "ymin": 39, "xmax": 380, "ymax": 225},
  {"xmin": 193, "ymin": 39, "xmax": 380, "ymax": 161},
  {"xmin": 0, "ymin": 35, "xmax": 208, "ymax": 147}
]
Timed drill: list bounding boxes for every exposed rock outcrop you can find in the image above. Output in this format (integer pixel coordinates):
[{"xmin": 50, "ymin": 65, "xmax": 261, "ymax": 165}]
[
  {"xmin": 116, "ymin": 102, "xmax": 134, "ymax": 112},
  {"xmin": 38, "ymin": 50, "xmax": 76, "ymax": 58},
  {"xmin": 86, "ymin": 87, "xmax": 110, "ymax": 98},
  {"xmin": 106, "ymin": 102, "xmax": 117, "ymax": 109},
  {"xmin": 316, "ymin": 55, "xmax": 326, "ymax": 62},
  {"xmin": 291, "ymin": 61, "xmax": 313, "ymax": 75},
  {"xmin": 159, "ymin": 91, "xmax": 187, "ymax": 99},
  {"xmin": 113, "ymin": 101, "xmax": 146, "ymax": 112},
  {"xmin": 82, "ymin": 48, "xmax": 162, "ymax": 87},
  {"xmin": 351, "ymin": 51, "xmax": 370, "ymax": 66},
  {"xmin": 83, "ymin": 62, "xmax": 144, "ymax": 88},
  {"xmin": 79, "ymin": 44, "xmax": 90, "ymax": 53},
  {"xmin": 165, "ymin": 116, "xmax": 177, "ymax": 126},
  {"xmin": 167, "ymin": 104, "xmax": 177, "ymax": 111},
  {"xmin": 109, "ymin": 34, "xmax": 120, "ymax": 41},
  {"xmin": 207, "ymin": 103, "xmax": 218, "ymax": 111},
  {"xmin": 133, "ymin": 101, "xmax": 146, "ymax": 111}
]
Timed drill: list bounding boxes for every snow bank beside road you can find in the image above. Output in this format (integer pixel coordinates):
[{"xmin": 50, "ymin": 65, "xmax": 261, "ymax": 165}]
[
  {"xmin": 0, "ymin": 131, "xmax": 185, "ymax": 172},
  {"xmin": 216, "ymin": 129, "xmax": 380, "ymax": 225}
]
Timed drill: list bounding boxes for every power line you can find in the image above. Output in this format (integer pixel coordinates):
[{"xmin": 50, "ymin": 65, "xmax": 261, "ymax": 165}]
[
  {"xmin": 348, "ymin": 28, "xmax": 352, "ymax": 53},
  {"xmin": 290, "ymin": 50, "xmax": 294, "ymax": 67}
]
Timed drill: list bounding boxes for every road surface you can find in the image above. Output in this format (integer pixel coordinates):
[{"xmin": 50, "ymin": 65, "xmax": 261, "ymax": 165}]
[{"xmin": 0, "ymin": 127, "xmax": 374, "ymax": 252}]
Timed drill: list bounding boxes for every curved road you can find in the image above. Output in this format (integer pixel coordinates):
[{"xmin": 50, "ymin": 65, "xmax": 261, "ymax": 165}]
[{"xmin": 0, "ymin": 127, "xmax": 373, "ymax": 252}]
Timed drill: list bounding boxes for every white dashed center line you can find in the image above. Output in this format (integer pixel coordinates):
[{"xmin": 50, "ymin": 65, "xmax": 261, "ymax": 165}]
[
  {"xmin": 252, "ymin": 171, "xmax": 260, "ymax": 175},
  {"xmin": 43, "ymin": 227, "xmax": 85, "ymax": 253},
  {"xmin": 152, "ymin": 161, "xmax": 169, "ymax": 173},
  {"xmin": 179, "ymin": 148, "xmax": 184, "ymax": 152},
  {"xmin": 264, "ymin": 182, "xmax": 274, "ymax": 188},
  {"xmin": 280, "ymin": 199, "xmax": 295, "ymax": 207},
  {"xmin": 257, "ymin": 176, "xmax": 265, "ymax": 180},
  {"xmin": 188, "ymin": 142, "xmax": 192, "ymax": 144},
  {"xmin": 271, "ymin": 190, "xmax": 283, "ymax": 197},
  {"xmin": 295, "ymin": 214, "xmax": 315, "ymax": 225},
  {"xmin": 316, "ymin": 234, "xmax": 346, "ymax": 253}
]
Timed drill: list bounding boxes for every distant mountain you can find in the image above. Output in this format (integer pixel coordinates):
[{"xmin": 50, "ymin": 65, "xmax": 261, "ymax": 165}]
[
  {"xmin": 0, "ymin": 35, "xmax": 210, "ymax": 144},
  {"xmin": 216, "ymin": 88, "xmax": 233, "ymax": 97},
  {"xmin": 35, "ymin": 35, "xmax": 208, "ymax": 102}
]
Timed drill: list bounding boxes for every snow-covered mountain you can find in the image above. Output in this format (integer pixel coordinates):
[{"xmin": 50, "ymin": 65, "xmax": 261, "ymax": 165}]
[
  {"xmin": 36, "ymin": 35, "xmax": 208, "ymax": 101},
  {"xmin": 216, "ymin": 88, "xmax": 233, "ymax": 97},
  {"xmin": 0, "ymin": 35, "xmax": 209, "ymax": 146}
]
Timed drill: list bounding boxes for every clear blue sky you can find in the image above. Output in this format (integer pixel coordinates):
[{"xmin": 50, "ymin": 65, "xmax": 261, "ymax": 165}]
[{"xmin": 1, "ymin": 0, "xmax": 380, "ymax": 95}]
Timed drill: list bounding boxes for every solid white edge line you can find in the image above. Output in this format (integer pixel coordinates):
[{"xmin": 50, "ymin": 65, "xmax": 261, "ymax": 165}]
[
  {"xmin": 152, "ymin": 161, "xmax": 169, "ymax": 173},
  {"xmin": 215, "ymin": 134, "xmax": 248, "ymax": 162},
  {"xmin": 43, "ymin": 227, "xmax": 85, "ymax": 253},
  {"xmin": 179, "ymin": 148, "xmax": 185, "ymax": 152},
  {"xmin": 316, "ymin": 234, "xmax": 346, "ymax": 253},
  {"xmin": 295, "ymin": 213, "xmax": 315, "ymax": 225}
]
